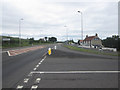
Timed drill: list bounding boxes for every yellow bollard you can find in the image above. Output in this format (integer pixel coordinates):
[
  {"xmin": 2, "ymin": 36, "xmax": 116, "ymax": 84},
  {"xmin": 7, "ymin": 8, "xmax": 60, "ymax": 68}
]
[{"xmin": 48, "ymin": 48, "xmax": 51, "ymax": 55}]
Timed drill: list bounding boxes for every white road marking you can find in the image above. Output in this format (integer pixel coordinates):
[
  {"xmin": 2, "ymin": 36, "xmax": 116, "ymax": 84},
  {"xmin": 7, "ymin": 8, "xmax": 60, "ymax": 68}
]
[
  {"xmin": 40, "ymin": 58, "xmax": 45, "ymax": 62},
  {"xmin": 35, "ymin": 78, "xmax": 41, "ymax": 83},
  {"xmin": 28, "ymin": 72, "xmax": 33, "ymax": 76},
  {"xmin": 39, "ymin": 62, "xmax": 41, "ymax": 64},
  {"xmin": 44, "ymin": 56, "xmax": 47, "ymax": 59},
  {"xmin": 31, "ymin": 71, "xmax": 120, "ymax": 74},
  {"xmin": 36, "ymin": 65, "xmax": 39, "ymax": 67},
  {"xmin": 17, "ymin": 85, "xmax": 23, "ymax": 89},
  {"xmin": 7, "ymin": 51, "xmax": 11, "ymax": 56},
  {"xmin": 24, "ymin": 78, "xmax": 29, "ymax": 83},
  {"xmin": 33, "ymin": 68, "xmax": 37, "ymax": 70},
  {"xmin": 31, "ymin": 85, "xmax": 38, "ymax": 89},
  {"xmin": 42, "ymin": 52, "xmax": 47, "ymax": 57}
]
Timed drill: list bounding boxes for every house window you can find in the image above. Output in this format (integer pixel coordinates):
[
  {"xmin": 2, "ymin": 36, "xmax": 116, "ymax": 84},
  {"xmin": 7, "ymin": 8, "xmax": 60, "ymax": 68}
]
[{"xmin": 94, "ymin": 38, "xmax": 99, "ymax": 40}]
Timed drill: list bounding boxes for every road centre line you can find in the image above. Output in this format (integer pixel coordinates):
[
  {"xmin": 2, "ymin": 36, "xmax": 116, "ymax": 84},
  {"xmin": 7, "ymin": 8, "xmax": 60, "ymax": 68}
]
[
  {"xmin": 39, "ymin": 62, "xmax": 41, "ymax": 64},
  {"xmin": 31, "ymin": 71, "xmax": 120, "ymax": 74},
  {"xmin": 33, "ymin": 68, "xmax": 37, "ymax": 71},
  {"xmin": 24, "ymin": 78, "xmax": 29, "ymax": 83},
  {"xmin": 36, "ymin": 65, "xmax": 39, "ymax": 67},
  {"xmin": 32, "ymin": 53, "xmax": 47, "ymax": 72},
  {"xmin": 28, "ymin": 72, "xmax": 32, "ymax": 76}
]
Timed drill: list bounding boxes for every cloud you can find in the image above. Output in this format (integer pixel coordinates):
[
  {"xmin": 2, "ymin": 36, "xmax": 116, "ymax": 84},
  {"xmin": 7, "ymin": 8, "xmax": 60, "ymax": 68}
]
[{"xmin": 1, "ymin": 0, "xmax": 118, "ymax": 41}]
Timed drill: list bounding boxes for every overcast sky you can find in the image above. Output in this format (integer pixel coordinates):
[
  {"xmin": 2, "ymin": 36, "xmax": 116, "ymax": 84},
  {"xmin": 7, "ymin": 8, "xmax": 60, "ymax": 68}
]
[{"xmin": 1, "ymin": 0, "xmax": 119, "ymax": 41}]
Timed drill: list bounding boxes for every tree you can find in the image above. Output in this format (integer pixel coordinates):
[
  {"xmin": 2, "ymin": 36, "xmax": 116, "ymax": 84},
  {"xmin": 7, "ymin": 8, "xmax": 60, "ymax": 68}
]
[
  {"xmin": 48, "ymin": 37, "xmax": 57, "ymax": 42},
  {"xmin": 102, "ymin": 35, "xmax": 120, "ymax": 51},
  {"xmin": 29, "ymin": 37, "xmax": 34, "ymax": 44}
]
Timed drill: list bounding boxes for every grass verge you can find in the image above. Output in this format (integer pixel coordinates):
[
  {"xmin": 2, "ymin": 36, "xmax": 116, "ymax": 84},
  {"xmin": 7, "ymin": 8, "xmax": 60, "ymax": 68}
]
[{"xmin": 63, "ymin": 45, "xmax": 119, "ymax": 56}]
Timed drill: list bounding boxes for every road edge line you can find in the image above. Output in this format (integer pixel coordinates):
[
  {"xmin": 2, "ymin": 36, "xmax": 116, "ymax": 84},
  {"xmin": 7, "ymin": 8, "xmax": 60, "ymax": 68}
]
[{"xmin": 7, "ymin": 51, "xmax": 11, "ymax": 56}]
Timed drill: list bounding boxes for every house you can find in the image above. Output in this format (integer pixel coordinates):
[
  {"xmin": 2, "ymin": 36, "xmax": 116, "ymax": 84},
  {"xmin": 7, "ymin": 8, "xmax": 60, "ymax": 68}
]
[
  {"xmin": 78, "ymin": 33, "xmax": 103, "ymax": 48},
  {"xmin": 78, "ymin": 40, "xmax": 83, "ymax": 45},
  {"xmin": 83, "ymin": 33, "xmax": 102, "ymax": 48}
]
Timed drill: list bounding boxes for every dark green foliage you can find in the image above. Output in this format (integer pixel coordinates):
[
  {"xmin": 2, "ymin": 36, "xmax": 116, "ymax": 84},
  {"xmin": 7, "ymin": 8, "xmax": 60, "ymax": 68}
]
[
  {"xmin": 48, "ymin": 37, "xmax": 57, "ymax": 42},
  {"xmin": 29, "ymin": 37, "xmax": 34, "ymax": 44},
  {"xmin": 2, "ymin": 36, "xmax": 57, "ymax": 48},
  {"xmin": 102, "ymin": 35, "xmax": 120, "ymax": 51}
]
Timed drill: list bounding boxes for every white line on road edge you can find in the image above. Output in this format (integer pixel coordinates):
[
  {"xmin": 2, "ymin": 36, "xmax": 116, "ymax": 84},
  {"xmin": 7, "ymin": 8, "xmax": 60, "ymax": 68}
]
[
  {"xmin": 30, "ymin": 71, "xmax": 120, "ymax": 74},
  {"xmin": 7, "ymin": 51, "xmax": 11, "ymax": 56}
]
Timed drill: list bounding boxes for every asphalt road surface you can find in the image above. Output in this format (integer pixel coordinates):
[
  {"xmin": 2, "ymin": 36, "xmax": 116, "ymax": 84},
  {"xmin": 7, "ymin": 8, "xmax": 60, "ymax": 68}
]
[{"xmin": 2, "ymin": 44, "xmax": 119, "ymax": 89}]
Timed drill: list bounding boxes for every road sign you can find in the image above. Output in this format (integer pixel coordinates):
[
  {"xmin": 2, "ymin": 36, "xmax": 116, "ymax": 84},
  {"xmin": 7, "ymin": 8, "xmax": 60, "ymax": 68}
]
[{"xmin": 2, "ymin": 38, "xmax": 10, "ymax": 41}]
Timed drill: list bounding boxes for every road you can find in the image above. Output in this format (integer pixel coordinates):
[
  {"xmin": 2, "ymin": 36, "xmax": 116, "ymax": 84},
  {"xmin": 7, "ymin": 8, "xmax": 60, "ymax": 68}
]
[{"xmin": 2, "ymin": 44, "xmax": 119, "ymax": 89}]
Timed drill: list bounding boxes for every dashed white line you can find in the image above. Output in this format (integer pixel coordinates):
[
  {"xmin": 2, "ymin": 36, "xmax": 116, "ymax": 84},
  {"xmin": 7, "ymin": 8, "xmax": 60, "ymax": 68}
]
[
  {"xmin": 44, "ymin": 56, "xmax": 47, "ymax": 59},
  {"xmin": 38, "ymin": 62, "xmax": 41, "ymax": 64},
  {"xmin": 24, "ymin": 78, "xmax": 29, "ymax": 83},
  {"xmin": 33, "ymin": 68, "xmax": 37, "ymax": 71},
  {"xmin": 35, "ymin": 78, "xmax": 41, "ymax": 83},
  {"xmin": 28, "ymin": 72, "xmax": 33, "ymax": 76},
  {"xmin": 31, "ymin": 85, "xmax": 38, "ymax": 89},
  {"xmin": 36, "ymin": 65, "xmax": 39, "ymax": 68},
  {"xmin": 17, "ymin": 85, "xmax": 23, "ymax": 89}
]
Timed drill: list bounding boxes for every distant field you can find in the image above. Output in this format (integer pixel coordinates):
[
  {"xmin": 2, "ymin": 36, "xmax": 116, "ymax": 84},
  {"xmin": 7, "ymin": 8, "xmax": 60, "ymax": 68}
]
[
  {"xmin": 63, "ymin": 45, "xmax": 118, "ymax": 56},
  {"xmin": 1, "ymin": 36, "xmax": 55, "ymax": 48}
]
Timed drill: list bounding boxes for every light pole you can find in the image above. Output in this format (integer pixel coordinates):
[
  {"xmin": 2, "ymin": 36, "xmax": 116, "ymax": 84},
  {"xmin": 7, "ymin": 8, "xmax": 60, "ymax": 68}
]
[
  {"xmin": 19, "ymin": 18, "xmax": 24, "ymax": 47},
  {"xmin": 64, "ymin": 25, "xmax": 68, "ymax": 41},
  {"xmin": 78, "ymin": 11, "xmax": 83, "ymax": 40}
]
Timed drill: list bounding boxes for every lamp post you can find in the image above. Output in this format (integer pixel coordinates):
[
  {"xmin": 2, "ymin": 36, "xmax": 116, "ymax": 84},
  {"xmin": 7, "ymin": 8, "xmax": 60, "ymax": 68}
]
[
  {"xmin": 19, "ymin": 18, "xmax": 24, "ymax": 47},
  {"xmin": 78, "ymin": 11, "xmax": 83, "ymax": 40}
]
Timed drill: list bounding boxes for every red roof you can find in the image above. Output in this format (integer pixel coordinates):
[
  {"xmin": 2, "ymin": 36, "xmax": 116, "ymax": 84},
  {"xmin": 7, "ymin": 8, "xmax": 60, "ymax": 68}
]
[
  {"xmin": 79, "ymin": 40, "xmax": 83, "ymax": 42},
  {"xmin": 84, "ymin": 36, "xmax": 95, "ymax": 41}
]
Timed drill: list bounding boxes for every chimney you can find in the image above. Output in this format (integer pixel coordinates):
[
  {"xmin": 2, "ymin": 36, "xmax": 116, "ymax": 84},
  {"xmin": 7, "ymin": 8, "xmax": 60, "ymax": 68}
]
[
  {"xmin": 86, "ymin": 35, "xmax": 88, "ymax": 38},
  {"xmin": 95, "ymin": 33, "xmax": 98, "ymax": 36}
]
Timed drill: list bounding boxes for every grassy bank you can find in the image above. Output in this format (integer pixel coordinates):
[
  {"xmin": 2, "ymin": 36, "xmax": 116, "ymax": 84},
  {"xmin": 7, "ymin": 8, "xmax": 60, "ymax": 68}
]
[
  {"xmin": 2, "ymin": 42, "xmax": 54, "ymax": 49},
  {"xmin": 63, "ymin": 45, "xmax": 118, "ymax": 56}
]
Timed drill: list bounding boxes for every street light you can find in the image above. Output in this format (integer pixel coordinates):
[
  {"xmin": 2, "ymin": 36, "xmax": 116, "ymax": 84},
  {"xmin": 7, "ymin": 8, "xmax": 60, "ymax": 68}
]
[
  {"xmin": 19, "ymin": 18, "xmax": 24, "ymax": 47},
  {"xmin": 78, "ymin": 11, "xmax": 83, "ymax": 40},
  {"xmin": 64, "ymin": 25, "xmax": 68, "ymax": 41}
]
